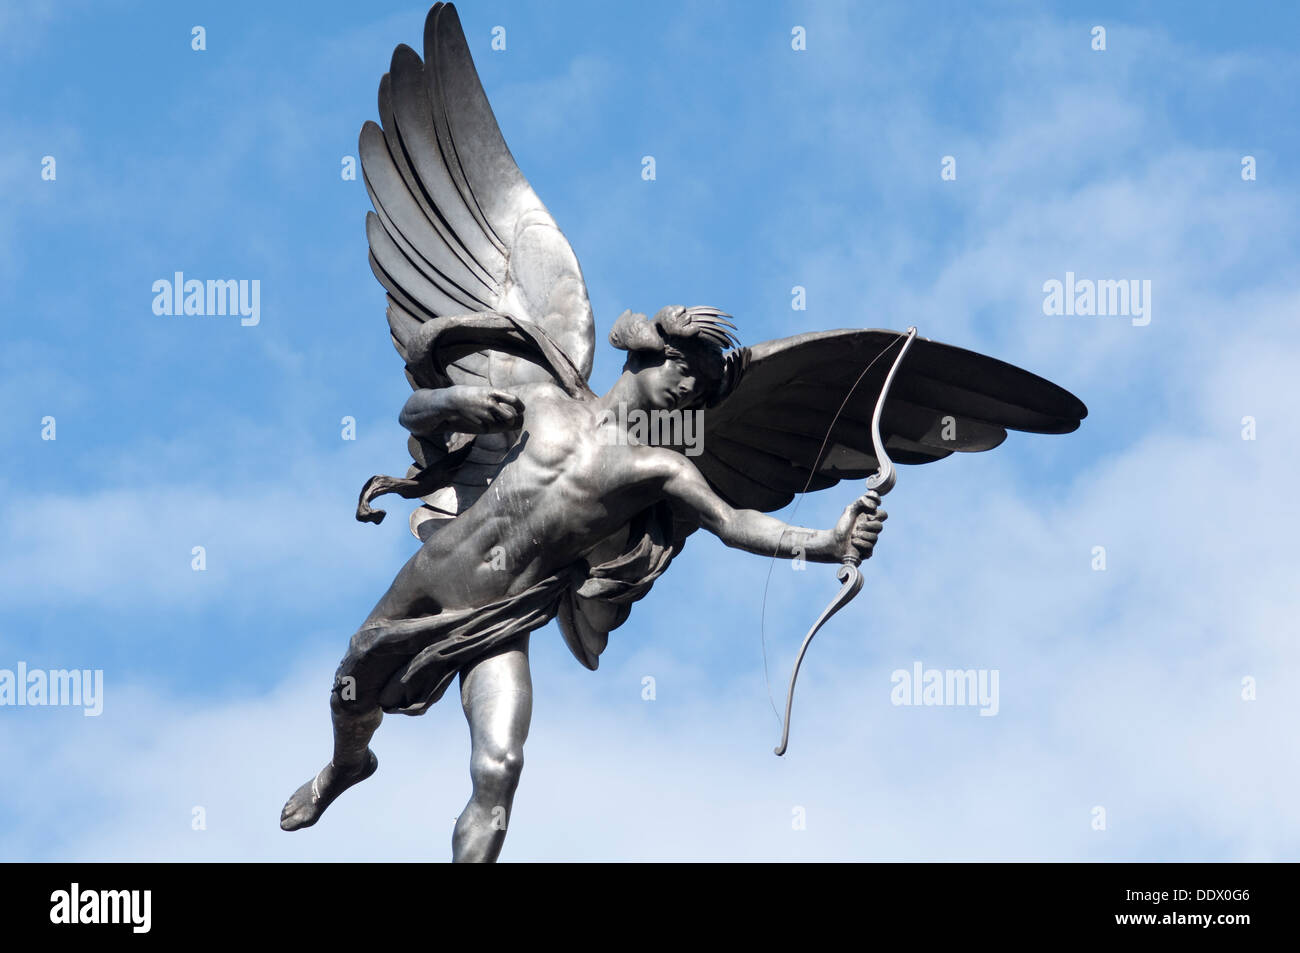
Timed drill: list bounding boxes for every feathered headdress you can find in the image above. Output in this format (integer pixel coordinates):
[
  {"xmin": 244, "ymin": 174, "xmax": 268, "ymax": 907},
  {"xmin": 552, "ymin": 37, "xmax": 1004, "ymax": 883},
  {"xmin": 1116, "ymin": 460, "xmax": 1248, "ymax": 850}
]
[{"xmin": 609, "ymin": 306, "xmax": 739, "ymax": 352}]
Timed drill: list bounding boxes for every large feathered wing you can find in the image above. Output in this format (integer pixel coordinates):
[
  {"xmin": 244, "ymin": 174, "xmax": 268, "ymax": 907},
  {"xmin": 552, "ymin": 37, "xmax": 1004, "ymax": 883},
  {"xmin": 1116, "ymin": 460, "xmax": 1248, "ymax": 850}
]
[
  {"xmin": 693, "ymin": 328, "xmax": 1088, "ymax": 512},
  {"xmin": 357, "ymin": 2, "xmax": 595, "ymax": 532}
]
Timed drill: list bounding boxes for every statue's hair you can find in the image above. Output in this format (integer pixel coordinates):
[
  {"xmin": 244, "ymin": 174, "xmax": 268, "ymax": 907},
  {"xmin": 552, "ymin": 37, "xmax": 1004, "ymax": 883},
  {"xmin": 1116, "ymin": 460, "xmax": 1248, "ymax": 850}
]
[
  {"xmin": 609, "ymin": 306, "xmax": 742, "ymax": 406},
  {"xmin": 610, "ymin": 306, "xmax": 738, "ymax": 352}
]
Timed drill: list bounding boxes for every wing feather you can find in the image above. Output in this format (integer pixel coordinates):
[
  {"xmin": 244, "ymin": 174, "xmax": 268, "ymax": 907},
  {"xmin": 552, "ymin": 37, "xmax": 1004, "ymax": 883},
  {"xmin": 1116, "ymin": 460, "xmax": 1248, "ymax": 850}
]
[
  {"xmin": 364, "ymin": 110, "xmax": 496, "ymax": 307},
  {"xmin": 425, "ymin": 4, "xmax": 522, "ymax": 251},
  {"xmin": 386, "ymin": 48, "xmax": 506, "ymax": 286},
  {"xmin": 365, "ymin": 213, "xmax": 471, "ymax": 316},
  {"xmin": 382, "ymin": 54, "xmax": 502, "ymax": 292}
]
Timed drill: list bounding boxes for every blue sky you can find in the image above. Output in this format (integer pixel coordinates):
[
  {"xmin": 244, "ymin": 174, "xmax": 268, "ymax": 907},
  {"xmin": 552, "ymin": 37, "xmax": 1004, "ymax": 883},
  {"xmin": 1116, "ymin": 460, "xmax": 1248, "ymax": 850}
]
[{"xmin": 1, "ymin": 0, "xmax": 1297, "ymax": 861}]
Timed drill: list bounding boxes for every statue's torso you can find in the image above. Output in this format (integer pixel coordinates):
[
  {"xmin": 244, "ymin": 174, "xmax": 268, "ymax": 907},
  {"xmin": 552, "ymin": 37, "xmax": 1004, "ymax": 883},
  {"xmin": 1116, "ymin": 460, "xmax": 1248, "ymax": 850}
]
[{"xmin": 376, "ymin": 386, "xmax": 670, "ymax": 619}]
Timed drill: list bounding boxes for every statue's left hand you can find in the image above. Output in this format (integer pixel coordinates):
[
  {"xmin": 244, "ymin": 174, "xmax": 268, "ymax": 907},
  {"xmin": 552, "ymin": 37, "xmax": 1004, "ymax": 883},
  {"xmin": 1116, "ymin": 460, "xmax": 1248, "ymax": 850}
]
[{"xmin": 832, "ymin": 491, "xmax": 887, "ymax": 561}]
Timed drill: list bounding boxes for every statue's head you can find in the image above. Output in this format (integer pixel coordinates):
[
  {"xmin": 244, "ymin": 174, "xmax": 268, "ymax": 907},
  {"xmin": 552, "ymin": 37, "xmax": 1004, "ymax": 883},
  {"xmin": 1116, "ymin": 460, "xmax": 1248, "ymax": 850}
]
[{"xmin": 609, "ymin": 306, "xmax": 740, "ymax": 411}]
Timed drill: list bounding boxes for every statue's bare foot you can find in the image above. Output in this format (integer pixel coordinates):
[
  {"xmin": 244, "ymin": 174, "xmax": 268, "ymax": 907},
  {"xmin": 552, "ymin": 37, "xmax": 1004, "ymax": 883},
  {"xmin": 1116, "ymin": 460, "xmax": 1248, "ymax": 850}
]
[{"xmin": 280, "ymin": 751, "xmax": 378, "ymax": 831}]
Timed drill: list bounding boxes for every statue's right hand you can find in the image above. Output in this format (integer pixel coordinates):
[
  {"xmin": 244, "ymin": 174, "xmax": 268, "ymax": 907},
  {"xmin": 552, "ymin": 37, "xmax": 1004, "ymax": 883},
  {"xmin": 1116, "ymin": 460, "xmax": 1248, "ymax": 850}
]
[{"xmin": 442, "ymin": 386, "xmax": 525, "ymax": 432}]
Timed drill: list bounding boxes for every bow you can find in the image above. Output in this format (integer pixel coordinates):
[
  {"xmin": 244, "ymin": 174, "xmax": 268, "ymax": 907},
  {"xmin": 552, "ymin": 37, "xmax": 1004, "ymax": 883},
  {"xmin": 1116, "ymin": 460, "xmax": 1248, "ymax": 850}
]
[{"xmin": 773, "ymin": 326, "xmax": 918, "ymax": 756}]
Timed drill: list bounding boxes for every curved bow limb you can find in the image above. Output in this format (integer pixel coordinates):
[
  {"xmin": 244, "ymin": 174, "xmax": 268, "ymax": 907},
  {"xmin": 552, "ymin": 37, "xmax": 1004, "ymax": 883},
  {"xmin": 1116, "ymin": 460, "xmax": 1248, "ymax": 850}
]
[{"xmin": 773, "ymin": 562, "xmax": 863, "ymax": 756}]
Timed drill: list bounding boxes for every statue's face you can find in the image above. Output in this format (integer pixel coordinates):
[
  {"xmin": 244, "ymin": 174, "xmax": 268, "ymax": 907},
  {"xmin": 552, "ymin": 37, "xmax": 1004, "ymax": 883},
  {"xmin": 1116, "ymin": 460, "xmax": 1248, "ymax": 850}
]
[{"xmin": 631, "ymin": 349, "xmax": 706, "ymax": 411}]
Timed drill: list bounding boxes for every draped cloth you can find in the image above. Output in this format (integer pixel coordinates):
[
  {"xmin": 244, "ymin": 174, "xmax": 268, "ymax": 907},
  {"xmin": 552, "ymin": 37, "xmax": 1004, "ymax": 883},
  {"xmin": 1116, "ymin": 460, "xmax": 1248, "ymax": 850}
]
[
  {"xmin": 333, "ymin": 500, "xmax": 685, "ymax": 716},
  {"xmin": 334, "ymin": 572, "xmax": 572, "ymax": 716}
]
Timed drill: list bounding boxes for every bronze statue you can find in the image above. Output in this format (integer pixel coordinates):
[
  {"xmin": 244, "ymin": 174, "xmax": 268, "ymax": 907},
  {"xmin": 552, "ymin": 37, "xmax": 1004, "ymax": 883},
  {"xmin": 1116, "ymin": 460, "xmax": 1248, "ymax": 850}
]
[{"xmin": 280, "ymin": 2, "xmax": 1086, "ymax": 861}]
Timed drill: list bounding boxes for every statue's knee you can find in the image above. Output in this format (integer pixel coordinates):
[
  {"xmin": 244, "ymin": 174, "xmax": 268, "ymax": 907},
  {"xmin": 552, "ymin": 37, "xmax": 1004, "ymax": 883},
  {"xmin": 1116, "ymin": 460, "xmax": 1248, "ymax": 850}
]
[
  {"xmin": 330, "ymin": 678, "xmax": 380, "ymax": 724},
  {"xmin": 471, "ymin": 747, "xmax": 524, "ymax": 795}
]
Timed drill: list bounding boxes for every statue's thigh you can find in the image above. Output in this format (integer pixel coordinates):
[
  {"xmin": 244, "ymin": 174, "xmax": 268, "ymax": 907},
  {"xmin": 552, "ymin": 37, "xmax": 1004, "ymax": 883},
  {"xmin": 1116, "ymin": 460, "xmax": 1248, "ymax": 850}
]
[{"xmin": 459, "ymin": 636, "xmax": 532, "ymax": 753}]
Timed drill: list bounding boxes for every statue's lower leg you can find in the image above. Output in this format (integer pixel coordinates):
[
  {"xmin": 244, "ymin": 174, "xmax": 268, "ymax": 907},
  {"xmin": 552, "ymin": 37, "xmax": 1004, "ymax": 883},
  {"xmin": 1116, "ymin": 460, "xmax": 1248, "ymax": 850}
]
[{"xmin": 280, "ymin": 685, "xmax": 382, "ymax": 831}]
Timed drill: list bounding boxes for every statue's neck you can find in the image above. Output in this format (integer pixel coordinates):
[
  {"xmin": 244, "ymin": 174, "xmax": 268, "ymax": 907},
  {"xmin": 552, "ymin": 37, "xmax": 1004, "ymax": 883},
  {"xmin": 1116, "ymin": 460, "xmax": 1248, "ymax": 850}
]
[{"xmin": 596, "ymin": 372, "xmax": 642, "ymax": 414}]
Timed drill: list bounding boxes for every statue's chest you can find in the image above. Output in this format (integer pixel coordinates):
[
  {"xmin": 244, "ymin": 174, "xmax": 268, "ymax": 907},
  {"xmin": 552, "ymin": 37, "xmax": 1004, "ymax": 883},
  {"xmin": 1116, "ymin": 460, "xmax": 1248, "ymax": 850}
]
[{"xmin": 521, "ymin": 408, "xmax": 600, "ymax": 480}]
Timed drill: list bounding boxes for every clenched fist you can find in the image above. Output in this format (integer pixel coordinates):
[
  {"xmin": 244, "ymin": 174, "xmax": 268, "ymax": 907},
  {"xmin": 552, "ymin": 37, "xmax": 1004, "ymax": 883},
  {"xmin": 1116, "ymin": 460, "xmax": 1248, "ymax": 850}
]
[
  {"xmin": 400, "ymin": 385, "xmax": 525, "ymax": 435},
  {"xmin": 440, "ymin": 386, "xmax": 525, "ymax": 433},
  {"xmin": 831, "ymin": 490, "xmax": 888, "ymax": 562}
]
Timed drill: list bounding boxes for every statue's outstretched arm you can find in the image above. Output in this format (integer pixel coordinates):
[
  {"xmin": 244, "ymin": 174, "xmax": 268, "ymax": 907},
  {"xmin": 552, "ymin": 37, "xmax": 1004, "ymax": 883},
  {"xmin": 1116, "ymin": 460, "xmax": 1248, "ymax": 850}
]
[{"xmin": 655, "ymin": 452, "xmax": 884, "ymax": 563}]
